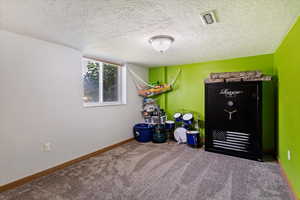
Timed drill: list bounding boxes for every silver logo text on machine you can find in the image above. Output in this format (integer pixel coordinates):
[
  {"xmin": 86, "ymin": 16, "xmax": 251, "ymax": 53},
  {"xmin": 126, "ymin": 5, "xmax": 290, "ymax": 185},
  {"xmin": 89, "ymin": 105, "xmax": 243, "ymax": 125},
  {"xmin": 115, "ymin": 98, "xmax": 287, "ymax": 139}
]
[{"xmin": 219, "ymin": 89, "xmax": 243, "ymax": 97}]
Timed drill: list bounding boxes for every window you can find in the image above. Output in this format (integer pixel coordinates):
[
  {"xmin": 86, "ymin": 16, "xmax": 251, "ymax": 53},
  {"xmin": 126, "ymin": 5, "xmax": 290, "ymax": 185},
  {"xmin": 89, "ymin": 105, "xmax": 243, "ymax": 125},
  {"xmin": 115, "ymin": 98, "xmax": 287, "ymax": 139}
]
[{"xmin": 82, "ymin": 57, "xmax": 126, "ymax": 107}]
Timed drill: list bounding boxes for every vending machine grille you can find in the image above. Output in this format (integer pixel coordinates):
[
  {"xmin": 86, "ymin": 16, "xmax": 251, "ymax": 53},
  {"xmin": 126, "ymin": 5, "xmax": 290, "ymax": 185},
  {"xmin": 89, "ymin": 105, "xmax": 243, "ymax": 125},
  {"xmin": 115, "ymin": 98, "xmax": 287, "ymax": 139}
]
[{"xmin": 212, "ymin": 130, "xmax": 250, "ymax": 152}]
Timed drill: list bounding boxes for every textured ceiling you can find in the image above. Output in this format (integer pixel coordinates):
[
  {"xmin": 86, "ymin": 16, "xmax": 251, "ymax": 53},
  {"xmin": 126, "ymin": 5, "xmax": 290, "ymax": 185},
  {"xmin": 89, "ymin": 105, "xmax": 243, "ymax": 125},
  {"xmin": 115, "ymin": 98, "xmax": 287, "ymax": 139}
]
[{"xmin": 0, "ymin": 0, "xmax": 299, "ymax": 67}]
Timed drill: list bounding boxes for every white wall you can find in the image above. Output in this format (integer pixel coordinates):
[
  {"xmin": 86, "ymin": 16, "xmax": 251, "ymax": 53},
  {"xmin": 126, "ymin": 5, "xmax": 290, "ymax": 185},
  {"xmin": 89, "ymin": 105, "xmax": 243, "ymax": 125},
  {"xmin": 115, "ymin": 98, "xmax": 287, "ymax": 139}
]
[{"xmin": 0, "ymin": 30, "xmax": 147, "ymax": 186}]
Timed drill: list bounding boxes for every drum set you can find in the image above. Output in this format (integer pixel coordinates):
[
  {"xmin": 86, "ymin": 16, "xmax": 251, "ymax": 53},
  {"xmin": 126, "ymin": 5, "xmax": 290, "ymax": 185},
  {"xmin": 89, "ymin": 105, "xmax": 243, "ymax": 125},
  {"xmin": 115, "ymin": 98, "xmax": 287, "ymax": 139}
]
[
  {"xmin": 165, "ymin": 111, "xmax": 201, "ymax": 148},
  {"xmin": 140, "ymin": 98, "xmax": 201, "ymax": 147}
]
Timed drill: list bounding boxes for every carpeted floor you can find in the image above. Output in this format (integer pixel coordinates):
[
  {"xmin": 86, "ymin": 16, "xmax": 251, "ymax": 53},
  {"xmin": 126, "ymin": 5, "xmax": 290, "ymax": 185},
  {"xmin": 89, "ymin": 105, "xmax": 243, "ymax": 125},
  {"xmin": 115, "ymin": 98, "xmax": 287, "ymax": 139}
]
[{"xmin": 0, "ymin": 141, "xmax": 293, "ymax": 200}]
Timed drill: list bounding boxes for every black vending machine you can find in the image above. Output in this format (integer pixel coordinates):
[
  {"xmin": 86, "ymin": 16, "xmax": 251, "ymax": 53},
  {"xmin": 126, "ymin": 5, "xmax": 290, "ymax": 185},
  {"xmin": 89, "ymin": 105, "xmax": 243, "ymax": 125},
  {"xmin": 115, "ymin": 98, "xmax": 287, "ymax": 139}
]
[{"xmin": 205, "ymin": 81, "xmax": 274, "ymax": 161}]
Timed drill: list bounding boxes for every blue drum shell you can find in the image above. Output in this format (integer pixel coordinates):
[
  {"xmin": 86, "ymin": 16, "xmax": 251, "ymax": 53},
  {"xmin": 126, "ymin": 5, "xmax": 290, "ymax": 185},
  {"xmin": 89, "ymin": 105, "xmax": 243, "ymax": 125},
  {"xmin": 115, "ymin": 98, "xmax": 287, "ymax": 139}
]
[{"xmin": 186, "ymin": 131, "xmax": 200, "ymax": 148}]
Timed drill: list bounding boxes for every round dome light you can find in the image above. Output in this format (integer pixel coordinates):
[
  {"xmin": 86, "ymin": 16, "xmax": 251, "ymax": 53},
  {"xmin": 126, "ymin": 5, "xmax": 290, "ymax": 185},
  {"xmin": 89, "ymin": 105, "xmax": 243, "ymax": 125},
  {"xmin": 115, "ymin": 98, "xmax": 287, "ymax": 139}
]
[{"xmin": 149, "ymin": 35, "xmax": 175, "ymax": 53}]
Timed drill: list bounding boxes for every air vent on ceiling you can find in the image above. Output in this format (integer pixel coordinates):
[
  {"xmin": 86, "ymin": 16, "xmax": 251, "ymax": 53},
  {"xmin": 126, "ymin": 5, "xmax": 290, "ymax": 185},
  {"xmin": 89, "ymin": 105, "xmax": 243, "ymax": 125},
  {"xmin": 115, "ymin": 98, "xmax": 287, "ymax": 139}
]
[{"xmin": 200, "ymin": 11, "xmax": 217, "ymax": 25}]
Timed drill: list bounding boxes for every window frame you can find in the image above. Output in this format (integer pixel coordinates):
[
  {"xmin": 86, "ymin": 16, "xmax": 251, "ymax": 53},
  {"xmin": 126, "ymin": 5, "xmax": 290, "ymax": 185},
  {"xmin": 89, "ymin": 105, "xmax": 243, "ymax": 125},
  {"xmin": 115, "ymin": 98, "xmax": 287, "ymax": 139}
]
[{"xmin": 82, "ymin": 57, "xmax": 126, "ymax": 107}]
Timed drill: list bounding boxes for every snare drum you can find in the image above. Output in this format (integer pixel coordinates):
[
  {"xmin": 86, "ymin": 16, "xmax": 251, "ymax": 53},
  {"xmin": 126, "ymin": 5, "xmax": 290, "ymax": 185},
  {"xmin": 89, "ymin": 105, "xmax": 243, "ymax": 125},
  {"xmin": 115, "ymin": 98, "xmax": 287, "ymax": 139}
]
[
  {"xmin": 183, "ymin": 113, "xmax": 194, "ymax": 125},
  {"xmin": 173, "ymin": 113, "xmax": 183, "ymax": 122},
  {"xmin": 165, "ymin": 120, "xmax": 175, "ymax": 130},
  {"xmin": 165, "ymin": 120, "xmax": 175, "ymax": 140}
]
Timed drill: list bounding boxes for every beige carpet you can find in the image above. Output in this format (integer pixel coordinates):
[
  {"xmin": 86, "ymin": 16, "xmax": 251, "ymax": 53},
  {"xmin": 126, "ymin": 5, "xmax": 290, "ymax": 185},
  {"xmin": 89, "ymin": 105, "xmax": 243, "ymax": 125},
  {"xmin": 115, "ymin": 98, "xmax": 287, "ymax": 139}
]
[{"xmin": 0, "ymin": 141, "xmax": 293, "ymax": 200}]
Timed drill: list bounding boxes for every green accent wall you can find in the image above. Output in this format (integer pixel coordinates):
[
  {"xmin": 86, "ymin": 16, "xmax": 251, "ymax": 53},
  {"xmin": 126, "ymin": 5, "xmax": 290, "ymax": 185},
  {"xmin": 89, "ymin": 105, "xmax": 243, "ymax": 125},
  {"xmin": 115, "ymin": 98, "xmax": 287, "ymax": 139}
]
[
  {"xmin": 149, "ymin": 54, "xmax": 274, "ymax": 150},
  {"xmin": 149, "ymin": 67, "xmax": 167, "ymax": 110},
  {"xmin": 149, "ymin": 54, "xmax": 274, "ymax": 114},
  {"xmin": 274, "ymin": 17, "xmax": 300, "ymax": 198}
]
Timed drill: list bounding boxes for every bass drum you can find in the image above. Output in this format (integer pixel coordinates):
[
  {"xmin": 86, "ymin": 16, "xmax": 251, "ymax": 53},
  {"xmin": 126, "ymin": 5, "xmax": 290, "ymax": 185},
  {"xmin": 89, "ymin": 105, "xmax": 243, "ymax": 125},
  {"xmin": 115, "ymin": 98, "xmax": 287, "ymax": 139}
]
[{"xmin": 174, "ymin": 127, "xmax": 187, "ymax": 144}]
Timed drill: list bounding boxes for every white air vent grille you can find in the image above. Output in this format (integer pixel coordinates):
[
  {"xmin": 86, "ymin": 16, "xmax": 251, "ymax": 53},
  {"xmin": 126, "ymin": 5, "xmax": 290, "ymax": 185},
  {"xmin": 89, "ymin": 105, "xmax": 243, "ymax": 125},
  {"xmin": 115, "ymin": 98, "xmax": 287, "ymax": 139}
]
[{"xmin": 200, "ymin": 11, "xmax": 217, "ymax": 25}]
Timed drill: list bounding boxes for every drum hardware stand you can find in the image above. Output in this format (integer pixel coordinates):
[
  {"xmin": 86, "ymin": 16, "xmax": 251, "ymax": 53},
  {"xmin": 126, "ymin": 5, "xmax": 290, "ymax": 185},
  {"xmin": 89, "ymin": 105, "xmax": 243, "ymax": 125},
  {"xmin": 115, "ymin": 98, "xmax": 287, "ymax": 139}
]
[
  {"xmin": 165, "ymin": 117, "xmax": 173, "ymax": 144},
  {"xmin": 224, "ymin": 109, "xmax": 237, "ymax": 120}
]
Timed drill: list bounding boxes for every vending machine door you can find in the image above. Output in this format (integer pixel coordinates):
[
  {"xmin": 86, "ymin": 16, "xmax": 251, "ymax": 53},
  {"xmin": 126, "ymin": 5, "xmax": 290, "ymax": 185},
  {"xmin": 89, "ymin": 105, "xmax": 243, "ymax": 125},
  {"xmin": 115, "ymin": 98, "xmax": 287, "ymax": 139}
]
[{"xmin": 205, "ymin": 81, "xmax": 262, "ymax": 161}]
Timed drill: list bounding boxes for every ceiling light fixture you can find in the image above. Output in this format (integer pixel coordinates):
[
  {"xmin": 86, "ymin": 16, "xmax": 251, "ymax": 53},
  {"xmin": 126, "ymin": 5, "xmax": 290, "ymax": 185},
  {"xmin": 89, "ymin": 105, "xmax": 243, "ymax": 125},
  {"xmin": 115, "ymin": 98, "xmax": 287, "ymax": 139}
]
[{"xmin": 149, "ymin": 35, "xmax": 175, "ymax": 53}]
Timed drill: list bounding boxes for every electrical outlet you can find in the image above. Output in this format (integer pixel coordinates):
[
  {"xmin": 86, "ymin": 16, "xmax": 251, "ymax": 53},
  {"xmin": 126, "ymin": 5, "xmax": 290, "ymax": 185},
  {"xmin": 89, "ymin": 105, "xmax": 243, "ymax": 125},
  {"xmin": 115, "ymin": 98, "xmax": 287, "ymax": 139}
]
[
  {"xmin": 287, "ymin": 150, "xmax": 291, "ymax": 161},
  {"xmin": 43, "ymin": 142, "xmax": 51, "ymax": 152}
]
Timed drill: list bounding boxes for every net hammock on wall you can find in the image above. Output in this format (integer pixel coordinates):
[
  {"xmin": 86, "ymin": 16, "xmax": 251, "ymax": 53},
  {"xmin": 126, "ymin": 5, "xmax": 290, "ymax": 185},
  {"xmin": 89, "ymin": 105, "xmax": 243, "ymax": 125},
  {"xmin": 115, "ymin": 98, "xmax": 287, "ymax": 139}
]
[{"xmin": 128, "ymin": 68, "xmax": 181, "ymax": 98}]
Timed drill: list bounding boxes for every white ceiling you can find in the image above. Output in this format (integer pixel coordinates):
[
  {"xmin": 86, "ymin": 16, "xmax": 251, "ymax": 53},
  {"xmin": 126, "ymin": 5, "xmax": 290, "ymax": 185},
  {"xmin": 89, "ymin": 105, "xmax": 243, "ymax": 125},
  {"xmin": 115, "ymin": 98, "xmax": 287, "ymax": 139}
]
[{"xmin": 0, "ymin": 0, "xmax": 299, "ymax": 67}]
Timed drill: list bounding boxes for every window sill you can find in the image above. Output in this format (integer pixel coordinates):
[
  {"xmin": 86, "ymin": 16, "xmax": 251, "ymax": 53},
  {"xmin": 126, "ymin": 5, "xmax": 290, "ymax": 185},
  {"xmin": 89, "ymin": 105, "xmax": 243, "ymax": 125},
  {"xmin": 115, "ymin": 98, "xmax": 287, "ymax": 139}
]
[{"xmin": 83, "ymin": 102, "xmax": 125, "ymax": 108}]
